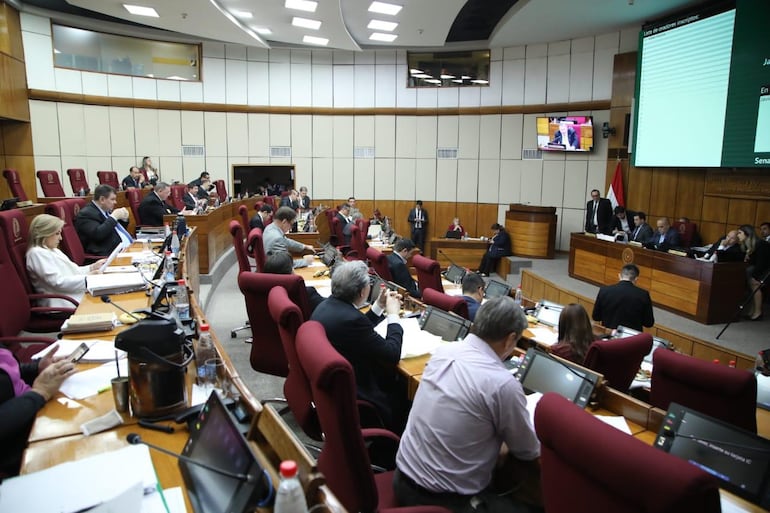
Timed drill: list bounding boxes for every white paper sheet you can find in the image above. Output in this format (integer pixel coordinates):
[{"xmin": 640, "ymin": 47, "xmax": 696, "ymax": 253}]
[
  {"xmin": 142, "ymin": 487, "xmax": 186, "ymax": 513},
  {"xmin": 31, "ymin": 339, "xmax": 126, "ymax": 363},
  {"xmin": 594, "ymin": 415, "xmax": 632, "ymax": 435},
  {"xmin": 375, "ymin": 317, "xmax": 443, "ymax": 359},
  {"xmin": 59, "ymin": 359, "xmax": 129, "ymax": 400},
  {"xmin": 525, "ymin": 392, "xmax": 543, "ymax": 427},
  {"xmin": 526, "ymin": 327, "xmax": 559, "ymax": 347}
]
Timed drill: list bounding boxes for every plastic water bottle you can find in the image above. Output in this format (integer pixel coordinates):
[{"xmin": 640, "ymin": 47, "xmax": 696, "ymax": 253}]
[
  {"xmin": 274, "ymin": 460, "xmax": 308, "ymax": 513},
  {"xmin": 164, "ymin": 223, "xmax": 171, "ymax": 238},
  {"xmin": 195, "ymin": 324, "xmax": 216, "ymax": 386},
  {"xmin": 514, "ymin": 285, "xmax": 523, "ymax": 307},
  {"xmin": 164, "ymin": 250, "xmax": 175, "ymax": 283},
  {"xmin": 170, "ymin": 232, "xmax": 180, "ymax": 256},
  {"xmin": 175, "ymin": 279, "xmax": 190, "ymax": 321}
]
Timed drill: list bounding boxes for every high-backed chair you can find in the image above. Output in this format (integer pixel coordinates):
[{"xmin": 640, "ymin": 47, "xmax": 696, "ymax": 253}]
[
  {"xmin": 229, "ymin": 220, "xmax": 253, "ymax": 340},
  {"xmin": 356, "ymin": 217, "xmax": 370, "ymax": 239},
  {"xmin": 672, "ymin": 221, "xmax": 697, "ymax": 248},
  {"xmin": 583, "ymin": 332, "xmax": 653, "ymax": 393},
  {"xmin": 262, "ymin": 195, "xmax": 276, "ymax": 211},
  {"xmin": 125, "ymin": 188, "xmax": 144, "ymax": 226},
  {"xmin": 331, "ymin": 216, "xmax": 345, "ymax": 246},
  {"xmin": 238, "ymin": 272, "xmax": 311, "ymax": 377},
  {"xmin": 267, "ymin": 287, "xmax": 320, "ymax": 440},
  {"xmin": 296, "ymin": 321, "xmax": 449, "ymax": 513},
  {"xmin": 247, "ymin": 227, "xmax": 266, "ymax": 272},
  {"xmin": 66, "ymin": 168, "xmax": 90, "ymax": 195},
  {"xmin": 413, "ymin": 254, "xmax": 444, "ymax": 293},
  {"xmin": 2, "ymin": 169, "xmax": 29, "ymax": 202},
  {"xmin": 37, "ymin": 170, "xmax": 66, "ymax": 197},
  {"xmin": 169, "ymin": 184, "xmax": 187, "ymax": 211},
  {"xmin": 366, "ymin": 247, "xmax": 393, "ymax": 281},
  {"xmin": 422, "ymin": 288, "xmax": 469, "ymax": 320},
  {"xmin": 45, "ymin": 199, "xmax": 101, "ymax": 265},
  {"xmin": 214, "ymin": 179, "xmax": 227, "ymax": 202},
  {"xmin": 650, "ymin": 349, "xmax": 757, "ymax": 432},
  {"xmin": 348, "ymin": 223, "xmax": 365, "ymax": 260},
  {"xmin": 238, "ymin": 205, "xmax": 250, "ymax": 234},
  {"xmin": 535, "ymin": 393, "xmax": 721, "ymax": 513},
  {"xmin": 96, "ymin": 171, "xmax": 120, "ymax": 189}
]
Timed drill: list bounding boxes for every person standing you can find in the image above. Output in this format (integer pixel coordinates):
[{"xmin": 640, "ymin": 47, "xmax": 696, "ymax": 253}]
[
  {"xmin": 141, "ymin": 156, "xmax": 159, "ymax": 185},
  {"xmin": 592, "ymin": 264, "xmax": 654, "ymax": 331},
  {"xmin": 407, "ymin": 200, "xmax": 428, "ymax": 253},
  {"xmin": 585, "ymin": 189, "xmax": 612, "ymax": 235},
  {"xmin": 737, "ymin": 224, "xmax": 770, "ymax": 321}
]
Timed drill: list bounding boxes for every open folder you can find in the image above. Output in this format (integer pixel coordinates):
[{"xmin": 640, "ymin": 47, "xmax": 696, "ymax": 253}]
[{"xmin": 86, "ymin": 272, "xmax": 146, "ymax": 296}]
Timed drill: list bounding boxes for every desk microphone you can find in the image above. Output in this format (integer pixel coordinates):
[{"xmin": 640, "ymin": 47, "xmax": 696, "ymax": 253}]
[
  {"xmin": 437, "ymin": 249, "xmax": 460, "ymax": 268},
  {"xmin": 659, "ymin": 430, "xmax": 770, "ymax": 453},
  {"xmin": 126, "ymin": 433, "xmax": 255, "ymax": 482},
  {"xmin": 101, "ymin": 295, "xmax": 143, "ymax": 321}
]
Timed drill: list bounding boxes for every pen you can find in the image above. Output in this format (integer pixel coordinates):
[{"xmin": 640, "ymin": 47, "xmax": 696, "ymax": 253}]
[{"xmin": 97, "ymin": 384, "xmax": 111, "ymax": 394}]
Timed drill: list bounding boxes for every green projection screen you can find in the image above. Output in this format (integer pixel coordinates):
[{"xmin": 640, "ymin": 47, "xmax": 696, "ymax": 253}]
[{"xmin": 633, "ymin": 0, "xmax": 770, "ymax": 168}]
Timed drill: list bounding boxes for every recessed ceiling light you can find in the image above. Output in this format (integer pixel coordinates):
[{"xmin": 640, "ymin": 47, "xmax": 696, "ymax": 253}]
[
  {"xmin": 440, "ymin": 74, "xmax": 455, "ymax": 79},
  {"xmin": 425, "ymin": 79, "xmax": 441, "ymax": 84},
  {"xmin": 123, "ymin": 4, "xmax": 159, "ymax": 17},
  {"xmin": 414, "ymin": 73, "xmax": 432, "ymax": 79},
  {"xmin": 254, "ymin": 27, "xmax": 272, "ymax": 35},
  {"xmin": 285, "ymin": 0, "xmax": 317, "ymax": 13},
  {"xmin": 368, "ymin": 1, "xmax": 402, "ymax": 15},
  {"xmin": 232, "ymin": 10, "xmax": 253, "ymax": 19},
  {"xmin": 461, "ymin": 75, "xmax": 471, "ymax": 80},
  {"xmin": 410, "ymin": 68, "xmax": 423, "ymax": 75},
  {"xmin": 471, "ymin": 79, "xmax": 489, "ymax": 84},
  {"xmin": 452, "ymin": 79, "xmax": 463, "ymax": 83},
  {"xmin": 292, "ymin": 17, "xmax": 321, "ymax": 30},
  {"xmin": 303, "ymin": 35, "xmax": 329, "ymax": 46},
  {"xmin": 369, "ymin": 32, "xmax": 397, "ymax": 42},
  {"xmin": 368, "ymin": 19, "xmax": 398, "ymax": 31}
]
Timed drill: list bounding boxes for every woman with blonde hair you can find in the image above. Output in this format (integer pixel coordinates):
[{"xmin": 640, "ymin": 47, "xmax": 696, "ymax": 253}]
[
  {"xmin": 550, "ymin": 303, "xmax": 596, "ymax": 364},
  {"xmin": 737, "ymin": 224, "xmax": 770, "ymax": 320},
  {"xmin": 141, "ymin": 156, "xmax": 158, "ymax": 186},
  {"xmin": 26, "ymin": 214, "xmax": 105, "ymax": 307}
]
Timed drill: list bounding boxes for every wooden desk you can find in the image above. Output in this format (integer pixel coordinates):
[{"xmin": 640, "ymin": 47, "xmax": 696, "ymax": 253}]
[
  {"xmin": 427, "ymin": 238, "xmax": 487, "ymax": 270},
  {"xmin": 568, "ymin": 233, "xmax": 747, "ymax": 324}
]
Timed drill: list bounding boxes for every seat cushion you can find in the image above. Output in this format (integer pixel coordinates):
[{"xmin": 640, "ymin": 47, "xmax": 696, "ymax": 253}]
[{"xmin": 374, "ymin": 470, "xmax": 398, "ymax": 508}]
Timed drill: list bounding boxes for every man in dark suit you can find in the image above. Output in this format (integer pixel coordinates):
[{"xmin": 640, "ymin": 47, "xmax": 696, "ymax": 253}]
[
  {"xmin": 648, "ymin": 217, "xmax": 680, "ymax": 249},
  {"xmin": 299, "ymin": 186, "xmax": 311, "ymax": 209},
  {"xmin": 610, "ymin": 206, "xmax": 636, "ymax": 237},
  {"xmin": 630, "ymin": 211, "xmax": 654, "ymax": 243},
  {"xmin": 249, "ymin": 203, "xmax": 273, "ymax": 231},
  {"xmin": 592, "ymin": 264, "xmax": 654, "ymax": 331},
  {"xmin": 138, "ymin": 182, "xmax": 180, "ymax": 226},
  {"xmin": 585, "ymin": 189, "xmax": 613, "ymax": 234},
  {"xmin": 407, "ymin": 200, "xmax": 428, "ymax": 252},
  {"xmin": 183, "ymin": 183, "xmax": 199, "ymax": 211},
  {"xmin": 387, "ymin": 239, "xmax": 421, "ymax": 298},
  {"xmin": 121, "ymin": 166, "xmax": 147, "ymax": 190},
  {"xmin": 74, "ymin": 184, "xmax": 132, "ymax": 256},
  {"xmin": 310, "ymin": 260, "xmax": 404, "ymax": 429},
  {"xmin": 700, "ymin": 230, "xmax": 743, "ymax": 262},
  {"xmin": 334, "ymin": 204, "xmax": 351, "ymax": 244}
]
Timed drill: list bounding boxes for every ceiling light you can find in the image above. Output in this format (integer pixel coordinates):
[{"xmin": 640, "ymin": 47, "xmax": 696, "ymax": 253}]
[
  {"xmin": 471, "ymin": 79, "xmax": 489, "ymax": 84},
  {"xmin": 123, "ymin": 4, "xmax": 159, "ymax": 17},
  {"xmin": 369, "ymin": 1, "xmax": 402, "ymax": 15},
  {"xmin": 440, "ymin": 74, "xmax": 455, "ymax": 79},
  {"xmin": 303, "ymin": 35, "xmax": 329, "ymax": 46},
  {"xmin": 232, "ymin": 10, "xmax": 253, "ymax": 18},
  {"xmin": 368, "ymin": 19, "xmax": 398, "ymax": 31},
  {"xmin": 254, "ymin": 27, "xmax": 272, "ymax": 35},
  {"xmin": 369, "ymin": 32, "xmax": 397, "ymax": 42},
  {"xmin": 425, "ymin": 79, "xmax": 441, "ymax": 84},
  {"xmin": 452, "ymin": 79, "xmax": 463, "ymax": 83},
  {"xmin": 410, "ymin": 68, "xmax": 423, "ymax": 75},
  {"xmin": 292, "ymin": 17, "xmax": 321, "ymax": 30},
  {"xmin": 53, "ymin": 48, "xmax": 61, "ymax": 54},
  {"xmin": 285, "ymin": 0, "xmax": 317, "ymax": 13},
  {"xmin": 414, "ymin": 73, "xmax": 432, "ymax": 79},
  {"xmin": 461, "ymin": 75, "xmax": 471, "ymax": 80}
]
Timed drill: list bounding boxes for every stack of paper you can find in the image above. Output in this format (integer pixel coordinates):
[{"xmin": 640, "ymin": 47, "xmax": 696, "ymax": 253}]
[
  {"xmin": 31, "ymin": 339, "xmax": 126, "ymax": 362},
  {"xmin": 60, "ymin": 313, "xmax": 116, "ymax": 334},
  {"xmin": 86, "ymin": 273, "xmax": 146, "ymax": 295}
]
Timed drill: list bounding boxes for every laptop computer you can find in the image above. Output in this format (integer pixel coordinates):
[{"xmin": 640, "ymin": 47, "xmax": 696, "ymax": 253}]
[
  {"xmin": 655, "ymin": 402, "xmax": 770, "ymax": 509},
  {"xmin": 514, "ymin": 348, "xmax": 602, "ymax": 408},
  {"xmin": 484, "ymin": 279, "xmax": 512, "ymax": 299},
  {"xmin": 418, "ymin": 306, "xmax": 472, "ymax": 342},
  {"xmin": 444, "ymin": 264, "xmax": 466, "ymax": 284},
  {"xmin": 444, "ymin": 230, "xmax": 462, "ymax": 239},
  {"xmin": 180, "ymin": 393, "xmax": 271, "ymax": 513},
  {"xmin": 0, "ymin": 197, "xmax": 18, "ymax": 211}
]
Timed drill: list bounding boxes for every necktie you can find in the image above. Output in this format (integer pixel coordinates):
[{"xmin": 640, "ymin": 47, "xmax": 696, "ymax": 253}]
[
  {"xmin": 592, "ymin": 201, "xmax": 598, "ymax": 226},
  {"xmin": 102, "ymin": 208, "xmax": 134, "ymax": 245},
  {"xmin": 633, "ymin": 226, "xmax": 640, "ymax": 240}
]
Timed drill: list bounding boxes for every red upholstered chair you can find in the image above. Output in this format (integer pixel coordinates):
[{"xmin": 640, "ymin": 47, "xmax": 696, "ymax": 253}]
[
  {"xmin": 169, "ymin": 184, "xmax": 186, "ymax": 211},
  {"xmin": 125, "ymin": 188, "xmax": 145, "ymax": 226},
  {"xmin": 356, "ymin": 217, "xmax": 370, "ymax": 239},
  {"xmin": 45, "ymin": 199, "xmax": 101, "ymax": 265},
  {"xmin": 673, "ymin": 221, "xmax": 696, "ymax": 248},
  {"xmin": 228, "ymin": 220, "xmax": 254, "ymax": 340},
  {"xmin": 347, "ymin": 223, "xmax": 365, "ymax": 260},
  {"xmin": 238, "ymin": 272, "xmax": 311, "ymax": 377},
  {"xmin": 422, "ymin": 288, "xmax": 469, "ymax": 320},
  {"xmin": 366, "ymin": 247, "xmax": 392, "ymax": 281},
  {"xmin": 37, "ymin": 170, "xmax": 65, "ymax": 197},
  {"xmin": 66, "ymin": 168, "xmax": 90, "ymax": 195},
  {"xmin": 535, "ymin": 393, "xmax": 721, "ymax": 513},
  {"xmin": 296, "ymin": 321, "xmax": 450, "ymax": 513},
  {"xmin": 247, "ymin": 228, "xmax": 266, "ymax": 273},
  {"xmin": 96, "ymin": 171, "xmax": 120, "ymax": 189},
  {"xmin": 214, "ymin": 179, "xmax": 227, "ymax": 202},
  {"xmin": 331, "ymin": 215, "xmax": 345, "ymax": 246},
  {"xmin": 413, "ymin": 254, "xmax": 444, "ymax": 293},
  {"xmin": 650, "ymin": 349, "xmax": 757, "ymax": 432},
  {"xmin": 582, "ymin": 332, "xmax": 653, "ymax": 393},
  {"xmin": 262, "ymin": 195, "xmax": 276, "ymax": 211},
  {"xmin": 3, "ymin": 169, "xmax": 29, "ymax": 202},
  {"xmin": 238, "ymin": 205, "xmax": 250, "ymax": 234}
]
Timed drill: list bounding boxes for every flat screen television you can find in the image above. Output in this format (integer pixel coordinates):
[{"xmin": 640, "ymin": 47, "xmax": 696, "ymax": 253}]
[{"xmin": 536, "ymin": 116, "xmax": 594, "ymax": 152}]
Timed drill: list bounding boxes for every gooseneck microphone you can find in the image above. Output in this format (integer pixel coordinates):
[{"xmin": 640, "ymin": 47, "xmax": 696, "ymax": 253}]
[
  {"xmin": 101, "ymin": 295, "xmax": 142, "ymax": 321},
  {"xmin": 437, "ymin": 249, "xmax": 460, "ymax": 268},
  {"xmin": 126, "ymin": 433, "xmax": 255, "ymax": 482}
]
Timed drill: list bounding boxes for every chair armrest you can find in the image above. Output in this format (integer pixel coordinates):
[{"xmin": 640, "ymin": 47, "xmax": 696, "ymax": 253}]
[
  {"xmin": 361, "ymin": 428, "xmax": 400, "ymax": 444},
  {"xmin": 29, "ymin": 293, "xmax": 79, "ymax": 307},
  {"xmin": 30, "ymin": 306, "xmax": 77, "ymax": 316}
]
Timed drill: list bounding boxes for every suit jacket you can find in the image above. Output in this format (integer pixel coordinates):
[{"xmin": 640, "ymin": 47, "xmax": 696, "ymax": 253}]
[
  {"xmin": 387, "ymin": 252, "xmax": 421, "ymax": 298},
  {"xmin": 310, "ymin": 296, "xmax": 403, "ymax": 424},
  {"xmin": 462, "ymin": 295, "xmax": 481, "ymax": 321},
  {"xmin": 610, "ymin": 210, "xmax": 636, "ymax": 235},
  {"xmin": 585, "ymin": 198, "xmax": 613, "ymax": 235},
  {"xmin": 299, "ymin": 196, "xmax": 311, "ymax": 209},
  {"xmin": 630, "ymin": 222, "xmax": 654, "ymax": 243},
  {"xmin": 552, "ymin": 127, "xmax": 579, "ymax": 149},
  {"xmin": 249, "ymin": 213, "xmax": 266, "ymax": 231},
  {"xmin": 121, "ymin": 175, "xmax": 143, "ymax": 190},
  {"xmin": 488, "ymin": 230, "xmax": 512, "ymax": 257},
  {"xmin": 407, "ymin": 208, "xmax": 428, "ymax": 230},
  {"xmin": 182, "ymin": 192, "xmax": 198, "ymax": 211},
  {"xmin": 648, "ymin": 227, "xmax": 680, "ymax": 248},
  {"xmin": 703, "ymin": 238, "xmax": 743, "ymax": 260},
  {"xmin": 592, "ymin": 280, "xmax": 654, "ymax": 331},
  {"xmin": 280, "ymin": 196, "xmax": 299, "ymax": 209},
  {"xmin": 74, "ymin": 201, "xmax": 126, "ymax": 256},
  {"xmin": 138, "ymin": 192, "xmax": 180, "ymax": 227}
]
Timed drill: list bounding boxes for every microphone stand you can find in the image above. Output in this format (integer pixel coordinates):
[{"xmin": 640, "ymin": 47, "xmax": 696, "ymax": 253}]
[{"xmin": 716, "ymin": 267, "xmax": 770, "ymax": 339}]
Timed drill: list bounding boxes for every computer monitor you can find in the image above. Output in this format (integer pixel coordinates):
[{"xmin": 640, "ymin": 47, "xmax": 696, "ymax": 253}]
[
  {"xmin": 655, "ymin": 403, "xmax": 770, "ymax": 509},
  {"xmin": 534, "ymin": 300, "xmax": 563, "ymax": 327},
  {"xmin": 180, "ymin": 393, "xmax": 271, "ymax": 513},
  {"xmin": 0, "ymin": 197, "xmax": 18, "ymax": 211},
  {"xmin": 516, "ymin": 348, "xmax": 602, "ymax": 408},
  {"xmin": 444, "ymin": 230, "xmax": 461, "ymax": 239},
  {"xmin": 484, "ymin": 279, "xmax": 512, "ymax": 299},
  {"xmin": 418, "ymin": 306, "xmax": 472, "ymax": 342},
  {"xmin": 444, "ymin": 264, "xmax": 466, "ymax": 284}
]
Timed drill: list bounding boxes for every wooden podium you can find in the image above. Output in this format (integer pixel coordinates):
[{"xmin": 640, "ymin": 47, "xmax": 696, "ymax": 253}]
[{"xmin": 504, "ymin": 204, "xmax": 557, "ymax": 259}]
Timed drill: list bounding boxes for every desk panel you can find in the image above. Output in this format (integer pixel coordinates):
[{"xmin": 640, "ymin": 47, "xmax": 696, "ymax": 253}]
[{"xmin": 428, "ymin": 238, "xmax": 487, "ymax": 270}]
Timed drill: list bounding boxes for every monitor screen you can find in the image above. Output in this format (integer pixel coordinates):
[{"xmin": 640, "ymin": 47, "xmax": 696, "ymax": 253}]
[
  {"xmin": 535, "ymin": 300, "xmax": 563, "ymax": 327},
  {"xmin": 516, "ymin": 348, "xmax": 601, "ymax": 408},
  {"xmin": 536, "ymin": 116, "xmax": 594, "ymax": 152},
  {"xmin": 444, "ymin": 264, "xmax": 466, "ymax": 284},
  {"xmin": 656, "ymin": 402, "xmax": 770, "ymax": 508},
  {"xmin": 418, "ymin": 306, "xmax": 471, "ymax": 342},
  {"xmin": 484, "ymin": 279, "xmax": 512, "ymax": 299}
]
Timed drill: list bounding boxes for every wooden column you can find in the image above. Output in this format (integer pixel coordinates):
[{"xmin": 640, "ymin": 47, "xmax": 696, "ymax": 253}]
[{"xmin": 504, "ymin": 204, "xmax": 557, "ymax": 259}]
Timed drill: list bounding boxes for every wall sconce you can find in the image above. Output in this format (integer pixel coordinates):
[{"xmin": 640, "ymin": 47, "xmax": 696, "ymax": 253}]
[{"xmin": 601, "ymin": 122, "xmax": 616, "ymax": 139}]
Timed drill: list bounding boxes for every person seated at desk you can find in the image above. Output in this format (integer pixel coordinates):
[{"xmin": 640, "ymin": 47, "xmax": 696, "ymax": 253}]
[
  {"xmin": 550, "ymin": 304, "xmax": 596, "ymax": 365},
  {"xmin": 394, "ymin": 297, "xmax": 540, "ymax": 513},
  {"xmin": 263, "ymin": 206, "xmax": 314, "ymax": 256},
  {"xmin": 477, "ymin": 223, "xmax": 511, "ymax": 277},
  {"xmin": 138, "ymin": 182, "xmax": 180, "ymax": 226},
  {"xmin": 280, "ymin": 189, "xmax": 300, "ymax": 210},
  {"xmin": 461, "ymin": 272, "xmax": 485, "ymax": 321},
  {"xmin": 249, "ymin": 203, "xmax": 273, "ymax": 231},
  {"xmin": 387, "ymin": 238, "xmax": 421, "ymax": 299},
  {"xmin": 630, "ymin": 211, "xmax": 653, "ymax": 243},
  {"xmin": 447, "ymin": 217, "xmax": 465, "ymax": 238},
  {"xmin": 299, "ymin": 186, "xmax": 311, "ymax": 210},
  {"xmin": 0, "ymin": 343, "xmax": 75, "ymax": 476},
  {"xmin": 121, "ymin": 166, "xmax": 148, "ymax": 190},
  {"xmin": 310, "ymin": 260, "xmax": 404, "ymax": 430},
  {"xmin": 592, "ymin": 263, "xmax": 654, "ymax": 332},
  {"xmin": 26, "ymin": 214, "xmax": 106, "ymax": 307},
  {"xmin": 183, "ymin": 183, "xmax": 200, "ymax": 211},
  {"xmin": 189, "ymin": 172, "xmax": 214, "ymax": 200},
  {"xmin": 699, "ymin": 229, "xmax": 742, "ymax": 262},
  {"xmin": 737, "ymin": 224, "xmax": 770, "ymax": 321},
  {"xmin": 263, "ymin": 252, "xmax": 324, "ymax": 313},
  {"xmin": 74, "ymin": 184, "xmax": 132, "ymax": 256},
  {"xmin": 611, "ymin": 206, "xmax": 635, "ymax": 238},
  {"xmin": 646, "ymin": 217, "xmax": 680, "ymax": 250},
  {"xmin": 550, "ymin": 120, "xmax": 579, "ymax": 150}
]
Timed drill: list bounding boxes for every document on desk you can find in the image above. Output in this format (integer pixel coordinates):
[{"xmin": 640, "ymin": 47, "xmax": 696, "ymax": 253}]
[
  {"xmin": 31, "ymin": 339, "xmax": 127, "ymax": 363},
  {"xmin": 0, "ymin": 445, "xmax": 158, "ymax": 513},
  {"xmin": 87, "ymin": 272, "xmax": 146, "ymax": 296},
  {"xmin": 59, "ymin": 359, "xmax": 129, "ymax": 400},
  {"xmin": 594, "ymin": 415, "xmax": 632, "ymax": 435},
  {"xmin": 375, "ymin": 317, "xmax": 443, "ymax": 359},
  {"xmin": 526, "ymin": 327, "xmax": 558, "ymax": 347}
]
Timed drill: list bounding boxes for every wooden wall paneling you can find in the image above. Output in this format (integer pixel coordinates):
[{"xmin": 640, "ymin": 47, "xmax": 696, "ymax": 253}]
[
  {"xmin": 610, "ymin": 53, "xmax": 637, "ymax": 108},
  {"xmin": 433, "ymin": 201, "xmax": 457, "ymax": 239},
  {"xmin": 543, "ymin": 282, "xmax": 560, "ymax": 303},
  {"xmin": 393, "ymin": 199, "xmax": 414, "ymax": 239},
  {"xmin": 626, "ymin": 165, "xmax": 652, "ymax": 215},
  {"xmin": 1, "ymin": 120, "xmax": 33, "ymax": 155},
  {"xmin": 455, "ymin": 203, "xmax": 477, "ymax": 237},
  {"xmin": 356, "ymin": 200, "xmax": 375, "ymax": 220},
  {"xmin": 675, "ymin": 169, "xmax": 705, "ymax": 221},
  {"xmin": 726, "ymin": 199, "xmax": 757, "ymax": 227},
  {"xmin": 699, "ymin": 221, "xmax": 727, "ymax": 246},
  {"xmin": 608, "ymin": 107, "xmax": 629, "ymax": 152},
  {"xmin": 701, "ymin": 195, "xmax": 729, "ymax": 224},
  {"xmin": 654, "ymin": 327, "xmax": 694, "ymax": 356},
  {"xmin": 755, "ymin": 201, "xmax": 770, "ymax": 226},
  {"xmin": 0, "ymin": 3, "xmax": 24, "ymax": 60},
  {"xmin": 648, "ymin": 169, "xmax": 679, "ymax": 221},
  {"xmin": 372, "ymin": 199, "xmax": 395, "ymax": 222},
  {"xmin": 558, "ymin": 290, "xmax": 579, "ymax": 305},
  {"xmin": 475, "ymin": 203, "xmax": 498, "ymax": 237},
  {"xmin": 0, "ymin": 53, "xmax": 29, "ymax": 121}
]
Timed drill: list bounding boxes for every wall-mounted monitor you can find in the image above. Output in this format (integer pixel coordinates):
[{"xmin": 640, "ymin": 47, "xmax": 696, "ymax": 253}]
[{"xmin": 536, "ymin": 116, "xmax": 594, "ymax": 153}]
